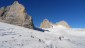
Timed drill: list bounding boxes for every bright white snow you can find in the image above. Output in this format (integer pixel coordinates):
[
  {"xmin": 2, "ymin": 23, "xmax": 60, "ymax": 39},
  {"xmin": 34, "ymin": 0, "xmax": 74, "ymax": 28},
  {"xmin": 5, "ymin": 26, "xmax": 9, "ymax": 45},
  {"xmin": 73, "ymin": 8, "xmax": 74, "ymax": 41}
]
[{"xmin": 0, "ymin": 22, "xmax": 85, "ymax": 48}]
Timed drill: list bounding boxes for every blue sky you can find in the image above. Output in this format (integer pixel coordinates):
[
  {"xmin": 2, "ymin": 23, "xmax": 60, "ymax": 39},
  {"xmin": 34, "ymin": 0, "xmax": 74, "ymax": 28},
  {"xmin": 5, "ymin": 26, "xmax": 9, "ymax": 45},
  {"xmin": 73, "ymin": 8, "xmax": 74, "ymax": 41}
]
[{"xmin": 0, "ymin": 0, "xmax": 85, "ymax": 28}]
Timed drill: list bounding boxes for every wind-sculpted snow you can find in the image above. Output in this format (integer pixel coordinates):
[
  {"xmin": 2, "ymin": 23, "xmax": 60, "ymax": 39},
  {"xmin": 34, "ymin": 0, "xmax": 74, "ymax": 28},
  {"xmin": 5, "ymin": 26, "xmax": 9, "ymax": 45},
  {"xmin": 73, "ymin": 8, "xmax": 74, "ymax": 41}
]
[{"xmin": 0, "ymin": 22, "xmax": 85, "ymax": 48}]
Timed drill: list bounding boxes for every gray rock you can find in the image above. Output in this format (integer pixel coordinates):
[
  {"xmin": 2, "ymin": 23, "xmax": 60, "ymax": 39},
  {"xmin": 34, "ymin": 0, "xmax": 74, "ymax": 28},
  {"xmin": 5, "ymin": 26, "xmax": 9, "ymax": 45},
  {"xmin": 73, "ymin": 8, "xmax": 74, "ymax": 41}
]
[{"xmin": 0, "ymin": 1, "xmax": 34, "ymax": 29}]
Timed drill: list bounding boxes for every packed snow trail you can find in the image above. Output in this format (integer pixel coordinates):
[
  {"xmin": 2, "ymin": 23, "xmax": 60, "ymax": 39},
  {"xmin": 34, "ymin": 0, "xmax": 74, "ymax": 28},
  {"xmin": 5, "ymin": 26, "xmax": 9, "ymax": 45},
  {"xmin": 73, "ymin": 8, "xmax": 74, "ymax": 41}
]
[{"xmin": 0, "ymin": 22, "xmax": 85, "ymax": 48}]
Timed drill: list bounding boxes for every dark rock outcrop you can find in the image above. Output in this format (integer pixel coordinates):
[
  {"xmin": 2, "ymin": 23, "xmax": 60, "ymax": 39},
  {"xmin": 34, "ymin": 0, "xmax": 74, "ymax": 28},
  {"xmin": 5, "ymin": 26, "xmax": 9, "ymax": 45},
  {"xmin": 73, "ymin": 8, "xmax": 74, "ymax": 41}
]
[{"xmin": 0, "ymin": 1, "xmax": 34, "ymax": 29}]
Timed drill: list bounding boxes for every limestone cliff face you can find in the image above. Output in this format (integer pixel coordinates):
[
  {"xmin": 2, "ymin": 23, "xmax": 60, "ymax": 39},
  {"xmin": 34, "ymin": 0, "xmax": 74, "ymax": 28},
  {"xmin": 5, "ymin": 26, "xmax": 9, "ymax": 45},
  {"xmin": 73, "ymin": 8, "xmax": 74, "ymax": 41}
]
[
  {"xmin": 40, "ymin": 19, "xmax": 53, "ymax": 28},
  {"xmin": 0, "ymin": 1, "xmax": 34, "ymax": 29},
  {"xmin": 56, "ymin": 20, "xmax": 71, "ymax": 28}
]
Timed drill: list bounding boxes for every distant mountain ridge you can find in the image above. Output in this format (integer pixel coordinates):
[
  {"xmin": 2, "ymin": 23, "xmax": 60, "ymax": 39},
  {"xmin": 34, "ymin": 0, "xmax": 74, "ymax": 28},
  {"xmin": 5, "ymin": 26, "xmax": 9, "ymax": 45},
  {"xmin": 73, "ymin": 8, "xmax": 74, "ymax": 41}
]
[
  {"xmin": 40, "ymin": 19, "xmax": 71, "ymax": 28},
  {"xmin": 0, "ymin": 1, "xmax": 34, "ymax": 29},
  {"xmin": 56, "ymin": 20, "xmax": 71, "ymax": 28}
]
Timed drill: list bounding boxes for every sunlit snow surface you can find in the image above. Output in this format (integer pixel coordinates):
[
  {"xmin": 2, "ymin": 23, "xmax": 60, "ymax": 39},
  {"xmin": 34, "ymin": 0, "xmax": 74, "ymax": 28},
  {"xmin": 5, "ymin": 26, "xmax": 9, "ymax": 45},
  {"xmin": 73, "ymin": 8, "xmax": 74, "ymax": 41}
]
[{"xmin": 0, "ymin": 22, "xmax": 85, "ymax": 48}]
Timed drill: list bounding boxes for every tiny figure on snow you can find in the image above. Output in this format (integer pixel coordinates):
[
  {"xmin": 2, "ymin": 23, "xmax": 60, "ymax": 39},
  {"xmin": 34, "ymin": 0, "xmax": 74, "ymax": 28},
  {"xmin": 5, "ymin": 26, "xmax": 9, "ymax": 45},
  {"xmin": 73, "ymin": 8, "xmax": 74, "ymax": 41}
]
[
  {"xmin": 59, "ymin": 36, "xmax": 61, "ymax": 40},
  {"xmin": 59, "ymin": 36, "xmax": 64, "ymax": 40}
]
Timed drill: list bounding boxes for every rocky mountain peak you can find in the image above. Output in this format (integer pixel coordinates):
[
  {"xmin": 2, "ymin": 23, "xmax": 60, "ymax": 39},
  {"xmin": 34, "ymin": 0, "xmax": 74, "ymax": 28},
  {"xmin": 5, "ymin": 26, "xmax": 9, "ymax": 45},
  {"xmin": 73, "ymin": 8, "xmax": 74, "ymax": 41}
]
[
  {"xmin": 56, "ymin": 20, "xmax": 71, "ymax": 28},
  {"xmin": 40, "ymin": 19, "xmax": 53, "ymax": 28},
  {"xmin": 40, "ymin": 19, "xmax": 71, "ymax": 28},
  {"xmin": 0, "ymin": 1, "xmax": 34, "ymax": 29},
  {"xmin": 43, "ymin": 19, "xmax": 49, "ymax": 21},
  {"xmin": 13, "ymin": 1, "xmax": 19, "ymax": 5}
]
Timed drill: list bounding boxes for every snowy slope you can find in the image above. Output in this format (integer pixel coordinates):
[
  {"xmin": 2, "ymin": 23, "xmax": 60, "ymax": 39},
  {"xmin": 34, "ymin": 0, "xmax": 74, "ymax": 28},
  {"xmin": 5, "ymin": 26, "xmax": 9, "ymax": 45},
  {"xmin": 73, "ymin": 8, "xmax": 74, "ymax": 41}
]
[{"xmin": 0, "ymin": 22, "xmax": 85, "ymax": 48}]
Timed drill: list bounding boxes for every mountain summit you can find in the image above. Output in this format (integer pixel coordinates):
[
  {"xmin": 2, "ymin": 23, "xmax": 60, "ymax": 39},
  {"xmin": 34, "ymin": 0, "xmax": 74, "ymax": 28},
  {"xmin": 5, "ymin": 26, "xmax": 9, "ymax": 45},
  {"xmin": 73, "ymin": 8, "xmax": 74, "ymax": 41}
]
[
  {"xmin": 56, "ymin": 20, "xmax": 71, "ymax": 28},
  {"xmin": 40, "ymin": 19, "xmax": 53, "ymax": 28},
  {"xmin": 40, "ymin": 19, "xmax": 71, "ymax": 28},
  {"xmin": 0, "ymin": 1, "xmax": 34, "ymax": 29}
]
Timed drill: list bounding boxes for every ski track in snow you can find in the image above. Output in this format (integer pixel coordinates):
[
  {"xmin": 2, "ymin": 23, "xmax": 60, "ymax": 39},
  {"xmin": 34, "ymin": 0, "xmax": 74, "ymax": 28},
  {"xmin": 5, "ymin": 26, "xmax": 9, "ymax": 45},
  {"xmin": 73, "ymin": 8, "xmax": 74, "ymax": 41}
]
[{"xmin": 0, "ymin": 22, "xmax": 85, "ymax": 48}]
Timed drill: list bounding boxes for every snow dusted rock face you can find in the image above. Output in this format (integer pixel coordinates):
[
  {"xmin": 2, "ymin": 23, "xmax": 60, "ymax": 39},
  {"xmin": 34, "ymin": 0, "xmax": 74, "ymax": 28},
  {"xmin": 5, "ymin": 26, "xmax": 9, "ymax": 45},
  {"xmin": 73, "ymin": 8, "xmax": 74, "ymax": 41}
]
[
  {"xmin": 56, "ymin": 20, "xmax": 71, "ymax": 28},
  {"xmin": 40, "ymin": 19, "xmax": 53, "ymax": 28},
  {"xmin": 0, "ymin": 1, "xmax": 34, "ymax": 29}
]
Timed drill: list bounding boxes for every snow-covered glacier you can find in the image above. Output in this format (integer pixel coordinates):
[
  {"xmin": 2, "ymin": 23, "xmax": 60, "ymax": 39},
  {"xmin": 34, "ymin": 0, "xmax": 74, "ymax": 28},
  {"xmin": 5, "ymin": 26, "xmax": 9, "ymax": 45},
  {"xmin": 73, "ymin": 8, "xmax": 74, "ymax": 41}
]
[{"xmin": 0, "ymin": 22, "xmax": 85, "ymax": 48}]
